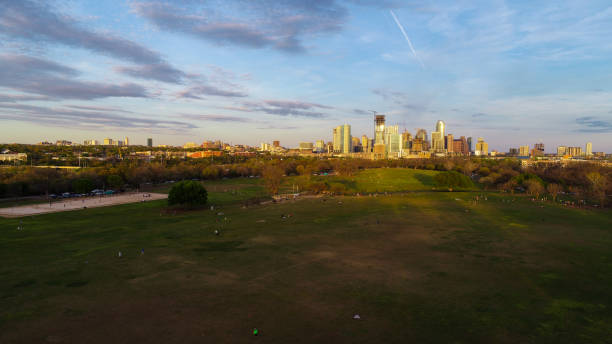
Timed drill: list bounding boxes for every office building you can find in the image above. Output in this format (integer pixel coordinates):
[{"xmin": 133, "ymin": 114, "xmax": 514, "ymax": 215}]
[
  {"xmin": 467, "ymin": 137, "xmax": 473, "ymax": 153},
  {"xmin": 124, "ymin": 137, "xmax": 129, "ymax": 146},
  {"xmin": 445, "ymin": 134, "xmax": 454, "ymax": 153},
  {"xmin": 384, "ymin": 125, "xmax": 401, "ymax": 157},
  {"xmin": 333, "ymin": 124, "xmax": 352, "ymax": 154},
  {"xmin": 452, "ymin": 136, "xmax": 469, "ymax": 155},
  {"xmin": 361, "ymin": 135, "xmax": 370, "ymax": 153},
  {"xmin": 374, "ymin": 115, "xmax": 385, "ymax": 146},
  {"xmin": 557, "ymin": 146, "xmax": 567, "ymax": 156},
  {"xmin": 475, "ymin": 137, "xmax": 488, "ymax": 156},
  {"xmin": 147, "ymin": 138, "xmax": 153, "ymax": 147},
  {"xmin": 519, "ymin": 145, "xmax": 530, "ymax": 157},
  {"xmin": 586, "ymin": 142, "xmax": 593, "ymax": 156},
  {"xmin": 401, "ymin": 131, "xmax": 412, "ymax": 150}
]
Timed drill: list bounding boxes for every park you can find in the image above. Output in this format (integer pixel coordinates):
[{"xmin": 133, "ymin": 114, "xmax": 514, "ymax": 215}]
[{"xmin": 1, "ymin": 168, "xmax": 611, "ymax": 343}]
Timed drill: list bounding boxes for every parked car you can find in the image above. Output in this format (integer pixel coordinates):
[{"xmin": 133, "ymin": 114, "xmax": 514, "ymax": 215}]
[
  {"xmin": 49, "ymin": 194, "xmax": 58, "ymax": 199},
  {"xmin": 104, "ymin": 190, "xmax": 114, "ymax": 195},
  {"xmin": 62, "ymin": 192, "xmax": 71, "ymax": 198}
]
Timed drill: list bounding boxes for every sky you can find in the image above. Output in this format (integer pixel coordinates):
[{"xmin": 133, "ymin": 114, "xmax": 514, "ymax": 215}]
[{"xmin": 0, "ymin": 0, "xmax": 611, "ymax": 153}]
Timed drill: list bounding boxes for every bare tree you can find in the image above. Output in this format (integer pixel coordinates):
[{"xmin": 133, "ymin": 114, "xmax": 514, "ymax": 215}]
[
  {"xmin": 525, "ymin": 179, "xmax": 544, "ymax": 198},
  {"xmin": 546, "ymin": 183, "xmax": 562, "ymax": 202},
  {"xmin": 262, "ymin": 165, "xmax": 284, "ymax": 195},
  {"xmin": 462, "ymin": 160, "xmax": 477, "ymax": 176},
  {"xmin": 586, "ymin": 172, "xmax": 608, "ymax": 207}
]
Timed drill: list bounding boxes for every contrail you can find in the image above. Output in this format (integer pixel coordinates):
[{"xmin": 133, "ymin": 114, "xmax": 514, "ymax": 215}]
[{"xmin": 390, "ymin": 10, "xmax": 424, "ymax": 69}]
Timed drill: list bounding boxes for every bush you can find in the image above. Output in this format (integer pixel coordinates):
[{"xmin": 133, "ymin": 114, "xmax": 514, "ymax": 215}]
[
  {"xmin": 72, "ymin": 178, "xmax": 94, "ymax": 194},
  {"xmin": 168, "ymin": 180, "xmax": 208, "ymax": 207},
  {"xmin": 434, "ymin": 171, "xmax": 473, "ymax": 190},
  {"xmin": 107, "ymin": 175, "xmax": 123, "ymax": 190}
]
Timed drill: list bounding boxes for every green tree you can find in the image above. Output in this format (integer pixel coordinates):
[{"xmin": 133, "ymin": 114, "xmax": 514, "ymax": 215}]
[
  {"xmin": 107, "ymin": 175, "xmax": 123, "ymax": 190},
  {"xmin": 434, "ymin": 171, "xmax": 473, "ymax": 191},
  {"xmin": 72, "ymin": 178, "xmax": 94, "ymax": 194},
  {"xmin": 168, "ymin": 180, "xmax": 208, "ymax": 207}
]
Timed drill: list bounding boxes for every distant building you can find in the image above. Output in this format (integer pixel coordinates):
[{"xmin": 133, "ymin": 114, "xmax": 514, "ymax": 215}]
[
  {"xmin": 147, "ymin": 138, "xmax": 153, "ymax": 147},
  {"xmin": 184, "ymin": 142, "xmax": 198, "ymax": 149},
  {"xmin": 519, "ymin": 145, "xmax": 530, "ymax": 157},
  {"xmin": 586, "ymin": 142, "xmax": 593, "ymax": 156},
  {"xmin": 445, "ymin": 134, "xmax": 454, "ymax": 153},
  {"xmin": 351, "ymin": 137, "xmax": 362, "ymax": 152},
  {"xmin": 431, "ymin": 131, "xmax": 443, "ymax": 152},
  {"xmin": 83, "ymin": 139, "xmax": 99, "ymax": 145},
  {"xmin": 475, "ymin": 137, "xmax": 488, "ymax": 156},
  {"xmin": 401, "ymin": 131, "xmax": 412, "ymax": 150},
  {"xmin": 467, "ymin": 137, "xmax": 473, "ymax": 153},
  {"xmin": 508, "ymin": 148, "xmax": 519, "ymax": 156},
  {"xmin": 557, "ymin": 146, "xmax": 567, "ymax": 156},
  {"xmin": 384, "ymin": 125, "xmax": 401, "ymax": 157},
  {"xmin": 299, "ymin": 142, "xmax": 314, "ymax": 152},
  {"xmin": 314, "ymin": 140, "xmax": 325, "ymax": 153},
  {"xmin": 0, "ymin": 153, "xmax": 27, "ymax": 162},
  {"xmin": 361, "ymin": 135, "xmax": 370, "ymax": 153},
  {"xmin": 374, "ymin": 115, "xmax": 385, "ymax": 145},
  {"xmin": 333, "ymin": 124, "xmax": 352, "ymax": 154},
  {"xmin": 452, "ymin": 136, "xmax": 469, "ymax": 155},
  {"xmin": 124, "ymin": 137, "xmax": 129, "ymax": 146},
  {"xmin": 532, "ymin": 143, "xmax": 544, "ymax": 157},
  {"xmin": 273, "ymin": 140, "xmax": 280, "ymax": 148}
]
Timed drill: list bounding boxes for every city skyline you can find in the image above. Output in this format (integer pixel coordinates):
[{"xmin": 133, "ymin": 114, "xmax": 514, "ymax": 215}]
[{"xmin": 1, "ymin": 1, "xmax": 612, "ymax": 151}]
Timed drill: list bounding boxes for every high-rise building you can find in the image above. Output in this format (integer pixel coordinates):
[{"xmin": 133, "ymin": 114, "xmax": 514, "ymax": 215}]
[
  {"xmin": 534, "ymin": 143, "xmax": 544, "ymax": 155},
  {"xmin": 273, "ymin": 140, "xmax": 280, "ymax": 148},
  {"xmin": 343, "ymin": 125, "xmax": 352, "ymax": 154},
  {"xmin": 374, "ymin": 115, "xmax": 385, "ymax": 145},
  {"xmin": 586, "ymin": 142, "xmax": 593, "ymax": 156},
  {"xmin": 401, "ymin": 131, "xmax": 412, "ymax": 150},
  {"xmin": 557, "ymin": 146, "xmax": 567, "ymax": 156},
  {"xmin": 332, "ymin": 124, "xmax": 352, "ymax": 154},
  {"xmin": 567, "ymin": 146, "xmax": 583, "ymax": 156},
  {"xmin": 351, "ymin": 137, "xmax": 361, "ymax": 152},
  {"xmin": 467, "ymin": 137, "xmax": 473, "ymax": 153},
  {"xmin": 124, "ymin": 137, "xmax": 129, "ymax": 146},
  {"xmin": 445, "ymin": 134, "xmax": 454, "ymax": 153},
  {"xmin": 475, "ymin": 137, "xmax": 488, "ymax": 156},
  {"xmin": 452, "ymin": 136, "xmax": 469, "ymax": 155},
  {"xmin": 315, "ymin": 140, "xmax": 325, "ymax": 153},
  {"xmin": 519, "ymin": 145, "xmax": 530, "ymax": 157},
  {"xmin": 431, "ymin": 120, "xmax": 446, "ymax": 152},
  {"xmin": 431, "ymin": 131, "xmax": 443, "ymax": 151},
  {"xmin": 361, "ymin": 135, "xmax": 370, "ymax": 153},
  {"xmin": 436, "ymin": 120, "xmax": 445, "ymax": 138},
  {"xmin": 104, "ymin": 138, "xmax": 113, "ymax": 145},
  {"xmin": 299, "ymin": 142, "xmax": 314, "ymax": 152},
  {"xmin": 384, "ymin": 125, "xmax": 401, "ymax": 157},
  {"xmin": 147, "ymin": 138, "xmax": 153, "ymax": 147}
]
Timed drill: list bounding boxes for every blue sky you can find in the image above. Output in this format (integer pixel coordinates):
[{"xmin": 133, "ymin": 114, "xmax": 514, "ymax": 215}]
[{"xmin": 0, "ymin": 0, "xmax": 611, "ymax": 152}]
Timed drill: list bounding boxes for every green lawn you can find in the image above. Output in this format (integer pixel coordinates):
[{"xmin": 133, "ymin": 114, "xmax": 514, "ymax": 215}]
[
  {"xmin": 284, "ymin": 167, "xmax": 471, "ymax": 194},
  {"xmin": 1, "ymin": 173, "xmax": 611, "ymax": 343}
]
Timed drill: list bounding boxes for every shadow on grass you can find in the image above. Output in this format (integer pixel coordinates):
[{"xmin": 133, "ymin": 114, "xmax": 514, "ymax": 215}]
[
  {"xmin": 413, "ymin": 172, "xmax": 435, "ymax": 187},
  {"xmin": 193, "ymin": 241, "xmax": 246, "ymax": 253}
]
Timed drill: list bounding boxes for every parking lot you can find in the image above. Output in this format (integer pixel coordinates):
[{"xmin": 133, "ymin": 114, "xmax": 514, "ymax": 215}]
[{"xmin": 0, "ymin": 192, "xmax": 167, "ymax": 218}]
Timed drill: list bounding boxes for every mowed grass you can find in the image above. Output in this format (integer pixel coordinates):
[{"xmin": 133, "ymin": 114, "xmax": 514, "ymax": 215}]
[
  {"xmin": 284, "ymin": 168, "xmax": 449, "ymax": 194},
  {"xmin": 1, "ymin": 176, "xmax": 612, "ymax": 343}
]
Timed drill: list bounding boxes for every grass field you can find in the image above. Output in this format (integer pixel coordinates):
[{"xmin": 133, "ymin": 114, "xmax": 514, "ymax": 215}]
[{"xmin": 1, "ymin": 170, "xmax": 611, "ymax": 343}]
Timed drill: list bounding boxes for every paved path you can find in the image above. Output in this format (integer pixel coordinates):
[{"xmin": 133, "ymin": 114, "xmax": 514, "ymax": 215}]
[{"xmin": 0, "ymin": 193, "xmax": 167, "ymax": 218}]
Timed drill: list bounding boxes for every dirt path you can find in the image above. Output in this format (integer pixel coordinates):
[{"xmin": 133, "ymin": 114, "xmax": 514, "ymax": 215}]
[{"xmin": 0, "ymin": 192, "xmax": 167, "ymax": 218}]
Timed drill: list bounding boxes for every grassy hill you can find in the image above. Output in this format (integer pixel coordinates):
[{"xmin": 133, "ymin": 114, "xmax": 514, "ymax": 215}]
[{"xmin": 1, "ymin": 173, "xmax": 611, "ymax": 343}]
